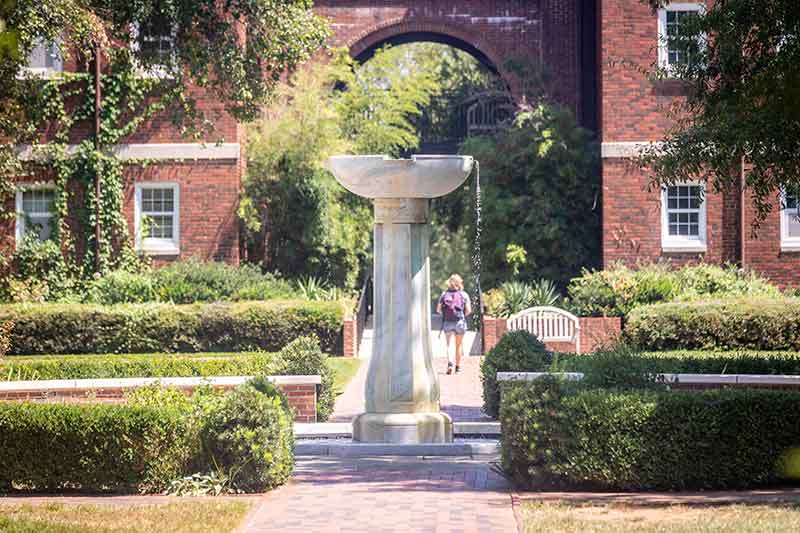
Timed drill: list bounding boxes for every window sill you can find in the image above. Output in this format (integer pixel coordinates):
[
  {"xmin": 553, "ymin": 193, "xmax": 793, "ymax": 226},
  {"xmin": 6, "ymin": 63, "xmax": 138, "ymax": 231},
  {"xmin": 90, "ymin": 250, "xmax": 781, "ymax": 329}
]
[
  {"xmin": 780, "ymin": 243, "xmax": 800, "ymax": 253},
  {"xmin": 16, "ymin": 69, "xmax": 64, "ymax": 80},
  {"xmin": 138, "ymin": 243, "xmax": 180, "ymax": 256},
  {"xmin": 662, "ymin": 242, "xmax": 707, "ymax": 254}
]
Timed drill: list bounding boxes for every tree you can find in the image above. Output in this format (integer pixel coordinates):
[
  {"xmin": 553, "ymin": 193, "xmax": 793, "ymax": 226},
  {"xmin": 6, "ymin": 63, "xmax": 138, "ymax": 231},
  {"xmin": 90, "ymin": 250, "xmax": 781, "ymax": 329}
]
[
  {"xmin": 640, "ymin": 0, "xmax": 800, "ymax": 225},
  {"xmin": 1, "ymin": 0, "xmax": 327, "ymax": 272},
  {"xmin": 460, "ymin": 104, "xmax": 601, "ymax": 289}
]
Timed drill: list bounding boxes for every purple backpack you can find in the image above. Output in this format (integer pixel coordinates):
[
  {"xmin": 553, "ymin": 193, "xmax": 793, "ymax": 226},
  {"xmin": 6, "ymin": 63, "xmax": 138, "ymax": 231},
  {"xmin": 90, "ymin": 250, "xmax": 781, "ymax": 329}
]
[{"xmin": 442, "ymin": 290, "xmax": 465, "ymax": 322}]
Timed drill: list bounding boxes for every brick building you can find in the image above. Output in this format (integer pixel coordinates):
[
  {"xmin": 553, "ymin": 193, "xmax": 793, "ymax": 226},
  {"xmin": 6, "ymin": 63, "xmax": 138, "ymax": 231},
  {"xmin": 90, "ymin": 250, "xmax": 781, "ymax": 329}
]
[{"xmin": 6, "ymin": 1, "xmax": 798, "ymax": 286}]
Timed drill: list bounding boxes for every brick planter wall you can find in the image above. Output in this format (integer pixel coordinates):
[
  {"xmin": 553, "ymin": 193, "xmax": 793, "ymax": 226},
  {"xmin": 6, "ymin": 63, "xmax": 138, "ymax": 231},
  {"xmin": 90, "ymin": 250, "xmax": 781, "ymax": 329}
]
[
  {"xmin": 0, "ymin": 375, "xmax": 320, "ymax": 423},
  {"xmin": 482, "ymin": 315, "xmax": 622, "ymax": 354},
  {"xmin": 342, "ymin": 316, "xmax": 358, "ymax": 358}
]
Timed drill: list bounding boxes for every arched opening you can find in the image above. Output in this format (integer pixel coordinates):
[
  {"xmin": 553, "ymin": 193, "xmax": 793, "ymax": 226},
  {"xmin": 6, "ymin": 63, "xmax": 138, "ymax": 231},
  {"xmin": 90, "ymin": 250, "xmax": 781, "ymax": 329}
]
[{"xmin": 349, "ymin": 32, "xmax": 515, "ymax": 155}]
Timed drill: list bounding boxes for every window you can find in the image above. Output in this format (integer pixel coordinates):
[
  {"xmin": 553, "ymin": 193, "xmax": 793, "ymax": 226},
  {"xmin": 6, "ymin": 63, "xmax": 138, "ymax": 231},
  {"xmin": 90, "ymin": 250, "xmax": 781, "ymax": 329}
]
[
  {"xmin": 15, "ymin": 186, "xmax": 55, "ymax": 244},
  {"xmin": 658, "ymin": 3, "xmax": 704, "ymax": 70},
  {"xmin": 131, "ymin": 18, "xmax": 176, "ymax": 75},
  {"xmin": 781, "ymin": 188, "xmax": 800, "ymax": 251},
  {"xmin": 135, "ymin": 183, "xmax": 180, "ymax": 255},
  {"xmin": 661, "ymin": 183, "xmax": 707, "ymax": 252},
  {"xmin": 20, "ymin": 39, "xmax": 63, "ymax": 76}
]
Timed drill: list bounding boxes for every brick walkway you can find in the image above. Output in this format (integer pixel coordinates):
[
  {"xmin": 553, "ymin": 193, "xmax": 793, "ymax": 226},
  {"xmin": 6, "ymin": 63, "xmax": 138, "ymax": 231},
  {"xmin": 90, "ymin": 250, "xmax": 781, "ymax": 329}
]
[
  {"xmin": 240, "ymin": 457, "xmax": 517, "ymax": 533},
  {"xmin": 331, "ymin": 317, "xmax": 492, "ymax": 423}
]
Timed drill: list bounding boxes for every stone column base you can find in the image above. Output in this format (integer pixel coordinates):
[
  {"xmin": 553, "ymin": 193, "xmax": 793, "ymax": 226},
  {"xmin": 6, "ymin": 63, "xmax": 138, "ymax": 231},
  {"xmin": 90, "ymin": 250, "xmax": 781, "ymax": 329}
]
[{"xmin": 352, "ymin": 412, "xmax": 454, "ymax": 444}]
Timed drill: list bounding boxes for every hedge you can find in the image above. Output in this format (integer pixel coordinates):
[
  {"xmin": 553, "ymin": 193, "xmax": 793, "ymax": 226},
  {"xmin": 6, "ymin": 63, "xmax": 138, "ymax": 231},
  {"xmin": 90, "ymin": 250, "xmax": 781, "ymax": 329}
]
[
  {"xmin": 554, "ymin": 349, "xmax": 800, "ymax": 377},
  {"xmin": 0, "ymin": 402, "xmax": 192, "ymax": 493},
  {"xmin": 625, "ymin": 298, "xmax": 800, "ymax": 351},
  {"xmin": 0, "ymin": 353, "xmax": 281, "ymax": 381},
  {"xmin": 0, "ymin": 381, "xmax": 294, "ymax": 493},
  {"xmin": 0, "ymin": 300, "xmax": 344, "ymax": 355},
  {"xmin": 500, "ymin": 381, "xmax": 800, "ymax": 490}
]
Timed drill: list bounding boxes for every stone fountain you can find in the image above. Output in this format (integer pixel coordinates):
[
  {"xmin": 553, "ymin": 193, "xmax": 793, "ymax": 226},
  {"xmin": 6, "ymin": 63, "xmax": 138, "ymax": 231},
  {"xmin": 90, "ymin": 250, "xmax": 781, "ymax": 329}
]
[{"xmin": 326, "ymin": 155, "xmax": 473, "ymax": 444}]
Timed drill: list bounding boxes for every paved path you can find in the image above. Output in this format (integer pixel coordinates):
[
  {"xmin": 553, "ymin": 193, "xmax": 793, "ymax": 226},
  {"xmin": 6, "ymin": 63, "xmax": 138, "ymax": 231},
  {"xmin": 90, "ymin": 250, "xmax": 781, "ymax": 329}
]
[
  {"xmin": 331, "ymin": 315, "xmax": 491, "ymax": 423},
  {"xmin": 241, "ymin": 457, "xmax": 517, "ymax": 533}
]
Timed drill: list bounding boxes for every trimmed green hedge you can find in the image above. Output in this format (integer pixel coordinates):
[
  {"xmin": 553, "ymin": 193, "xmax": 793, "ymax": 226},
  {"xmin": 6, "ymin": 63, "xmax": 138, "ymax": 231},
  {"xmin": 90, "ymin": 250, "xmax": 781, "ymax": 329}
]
[
  {"xmin": 626, "ymin": 298, "xmax": 800, "ymax": 351},
  {"xmin": 501, "ymin": 380, "xmax": 800, "ymax": 490},
  {"xmin": 0, "ymin": 381, "xmax": 294, "ymax": 493},
  {"xmin": 555, "ymin": 349, "xmax": 800, "ymax": 377},
  {"xmin": 0, "ymin": 402, "xmax": 192, "ymax": 493},
  {"xmin": 0, "ymin": 300, "xmax": 344, "ymax": 355}
]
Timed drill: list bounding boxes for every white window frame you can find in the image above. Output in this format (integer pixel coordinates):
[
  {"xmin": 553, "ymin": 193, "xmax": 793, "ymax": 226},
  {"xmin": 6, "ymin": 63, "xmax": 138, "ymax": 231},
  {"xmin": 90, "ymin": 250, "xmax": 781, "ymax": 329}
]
[
  {"xmin": 15, "ymin": 183, "xmax": 57, "ymax": 247},
  {"xmin": 18, "ymin": 38, "xmax": 63, "ymax": 78},
  {"xmin": 130, "ymin": 21, "xmax": 176, "ymax": 79},
  {"xmin": 661, "ymin": 182, "xmax": 707, "ymax": 253},
  {"xmin": 134, "ymin": 182, "xmax": 180, "ymax": 256},
  {"xmin": 780, "ymin": 188, "xmax": 800, "ymax": 252},
  {"xmin": 657, "ymin": 3, "xmax": 706, "ymax": 72}
]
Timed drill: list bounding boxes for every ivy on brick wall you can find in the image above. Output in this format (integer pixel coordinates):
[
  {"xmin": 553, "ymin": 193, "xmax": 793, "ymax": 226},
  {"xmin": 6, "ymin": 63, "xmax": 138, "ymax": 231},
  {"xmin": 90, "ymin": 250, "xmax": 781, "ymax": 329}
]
[{"xmin": 1, "ymin": 0, "xmax": 328, "ymax": 275}]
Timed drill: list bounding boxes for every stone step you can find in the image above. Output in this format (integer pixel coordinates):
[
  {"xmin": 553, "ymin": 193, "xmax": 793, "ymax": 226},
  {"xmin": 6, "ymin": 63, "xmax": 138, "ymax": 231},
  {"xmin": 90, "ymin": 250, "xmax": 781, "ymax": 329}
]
[
  {"xmin": 295, "ymin": 421, "xmax": 500, "ymax": 439},
  {"xmin": 294, "ymin": 439, "xmax": 501, "ymax": 458}
]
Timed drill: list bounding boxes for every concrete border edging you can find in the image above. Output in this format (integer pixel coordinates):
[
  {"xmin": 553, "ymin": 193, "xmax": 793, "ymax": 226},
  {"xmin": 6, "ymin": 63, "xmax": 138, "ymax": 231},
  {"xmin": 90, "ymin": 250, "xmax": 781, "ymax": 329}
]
[{"xmin": 496, "ymin": 372, "xmax": 800, "ymax": 386}]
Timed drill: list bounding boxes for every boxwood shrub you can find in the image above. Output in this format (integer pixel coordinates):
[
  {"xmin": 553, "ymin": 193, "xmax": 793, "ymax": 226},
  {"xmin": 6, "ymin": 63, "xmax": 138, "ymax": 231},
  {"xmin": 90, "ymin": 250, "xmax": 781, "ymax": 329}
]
[
  {"xmin": 0, "ymin": 380, "xmax": 294, "ymax": 493},
  {"xmin": 625, "ymin": 298, "xmax": 800, "ymax": 351},
  {"xmin": 481, "ymin": 330, "xmax": 550, "ymax": 418},
  {"xmin": 0, "ymin": 300, "xmax": 344, "ymax": 355},
  {"xmin": 500, "ymin": 381, "xmax": 800, "ymax": 490}
]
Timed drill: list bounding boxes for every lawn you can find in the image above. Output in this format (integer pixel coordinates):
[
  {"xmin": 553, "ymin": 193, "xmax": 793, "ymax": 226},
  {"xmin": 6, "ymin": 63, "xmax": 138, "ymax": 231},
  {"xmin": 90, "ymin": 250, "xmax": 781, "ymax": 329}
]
[
  {"xmin": 0, "ymin": 501, "xmax": 252, "ymax": 533},
  {"xmin": 523, "ymin": 502, "xmax": 800, "ymax": 532},
  {"xmin": 327, "ymin": 358, "xmax": 362, "ymax": 395}
]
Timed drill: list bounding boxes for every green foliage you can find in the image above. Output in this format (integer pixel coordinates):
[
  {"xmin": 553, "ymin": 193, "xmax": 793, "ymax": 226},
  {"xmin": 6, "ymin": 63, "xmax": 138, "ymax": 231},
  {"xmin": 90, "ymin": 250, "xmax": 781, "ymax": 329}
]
[
  {"xmin": 1, "ymin": 233, "xmax": 81, "ymax": 302},
  {"xmin": 0, "ymin": 353, "xmax": 281, "ymax": 380},
  {"xmin": 552, "ymin": 345, "xmax": 665, "ymax": 390},
  {"xmin": 501, "ymin": 383, "xmax": 800, "ymax": 489},
  {"xmin": 151, "ymin": 259, "xmax": 297, "ymax": 304},
  {"xmin": 567, "ymin": 262, "xmax": 781, "ymax": 317},
  {"xmin": 0, "ymin": 320, "xmax": 11, "ymax": 358},
  {"xmin": 0, "ymin": 402, "xmax": 193, "ymax": 493},
  {"xmin": 0, "ymin": 300, "xmax": 345, "ymax": 355},
  {"xmin": 625, "ymin": 298, "xmax": 800, "ymax": 351},
  {"xmin": 484, "ymin": 279, "xmax": 561, "ymax": 317},
  {"xmin": 481, "ymin": 330, "xmax": 550, "ymax": 418},
  {"xmin": 460, "ymin": 104, "xmax": 601, "ymax": 289},
  {"xmin": 198, "ymin": 383, "xmax": 294, "ymax": 492},
  {"xmin": 241, "ymin": 53, "xmax": 372, "ymax": 289},
  {"xmin": 638, "ymin": 0, "xmax": 800, "ymax": 226},
  {"xmin": 554, "ymin": 348, "xmax": 800, "ymax": 377},
  {"xmin": 274, "ymin": 335, "xmax": 335, "ymax": 422},
  {"xmin": 93, "ymin": 270, "xmax": 159, "ymax": 304}
]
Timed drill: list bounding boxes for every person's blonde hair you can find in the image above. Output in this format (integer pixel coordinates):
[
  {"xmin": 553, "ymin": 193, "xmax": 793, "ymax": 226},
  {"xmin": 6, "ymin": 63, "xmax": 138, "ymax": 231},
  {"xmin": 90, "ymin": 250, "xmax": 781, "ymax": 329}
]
[{"xmin": 447, "ymin": 274, "xmax": 464, "ymax": 291}]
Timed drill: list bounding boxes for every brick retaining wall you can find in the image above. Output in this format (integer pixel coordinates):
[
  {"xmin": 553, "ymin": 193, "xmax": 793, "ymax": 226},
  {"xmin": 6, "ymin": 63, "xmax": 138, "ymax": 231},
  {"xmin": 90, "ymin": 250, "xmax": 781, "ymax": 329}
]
[
  {"xmin": 0, "ymin": 375, "xmax": 320, "ymax": 423},
  {"xmin": 482, "ymin": 315, "xmax": 622, "ymax": 354}
]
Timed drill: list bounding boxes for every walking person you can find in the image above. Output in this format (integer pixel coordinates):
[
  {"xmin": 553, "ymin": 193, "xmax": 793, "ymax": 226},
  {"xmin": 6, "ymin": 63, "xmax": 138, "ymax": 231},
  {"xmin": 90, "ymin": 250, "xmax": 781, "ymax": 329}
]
[{"xmin": 436, "ymin": 274, "xmax": 472, "ymax": 374}]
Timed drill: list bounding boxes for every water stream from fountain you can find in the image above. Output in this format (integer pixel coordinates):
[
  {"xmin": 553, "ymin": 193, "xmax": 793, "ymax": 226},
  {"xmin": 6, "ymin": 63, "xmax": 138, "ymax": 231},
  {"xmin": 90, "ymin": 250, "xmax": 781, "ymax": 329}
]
[{"xmin": 471, "ymin": 160, "xmax": 483, "ymax": 348}]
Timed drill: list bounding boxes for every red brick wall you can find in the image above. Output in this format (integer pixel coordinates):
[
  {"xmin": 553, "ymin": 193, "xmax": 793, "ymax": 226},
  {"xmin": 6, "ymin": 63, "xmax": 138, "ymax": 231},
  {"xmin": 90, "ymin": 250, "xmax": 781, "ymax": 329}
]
[
  {"xmin": 741, "ymin": 192, "xmax": 800, "ymax": 289},
  {"xmin": 0, "ymin": 382, "xmax": 318, "ymax": 423},
  {"xmin": 482, "ymin": 315, "xmax": 621, "ymax": 354},
  {"xmin": 315, "ymin": 0, "xmax": 582, "ymax": 114},
  {"xmin": 342, "ymin": 316, "xmax": 358, "ymax": 358}
]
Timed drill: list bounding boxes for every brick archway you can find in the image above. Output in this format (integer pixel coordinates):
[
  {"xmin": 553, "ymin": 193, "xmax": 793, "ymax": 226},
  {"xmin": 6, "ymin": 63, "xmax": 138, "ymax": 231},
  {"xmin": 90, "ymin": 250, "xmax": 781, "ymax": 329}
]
[
  {"xmin": 346, "ymin": 18, "xmax": 517, "ymax": 95},
  {"xmin": 314, "ymin": 1, "xmax": 596, "ymax": 126}
]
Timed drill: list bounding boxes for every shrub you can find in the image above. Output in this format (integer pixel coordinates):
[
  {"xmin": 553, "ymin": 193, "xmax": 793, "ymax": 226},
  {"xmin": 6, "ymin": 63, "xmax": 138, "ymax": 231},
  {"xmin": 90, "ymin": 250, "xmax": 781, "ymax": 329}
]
[
  {"xmin": 567, "ymin": 262, "xmax": 781, "ymax": 318},
  {"xmin": 485, "ymin": 279, "xmax": 561, "ymax": 318},
  {"xmin": 0, "ymin": 353, "xmax": 281, "ymax": 380},
  {"xmin": 0, "ymin": 402, "xmax": 192, "ymax": 493},
  {"xmin": 481, "ymin": 330, "xmax": 550, "ymax": 418},
  {"xmin": 554, "ymin": 349, "xmax": 800, "ymax": 376},
  {"xmin": 500, "ymin": 382, "xmax": 800, "ymax": 490},
  {"xmin": 1, "ymin": 235, "xmax": 80, "ymax": 303},
  {"xmin": 625, "ymin": 298, "xmax": 800, "ymax": 351},
  {"xmin": 92, "ymin": 270, "xmax": 159, "ymax": 304},
  {"xmin": 152, "ymin": 259, "xmax": 296, "ymax": 304},
  {"xmin": 552, "ymin": 345, "xmax": 665, "ymax": 390},
  {"xmin": 0, "ymin": 321, "xmax": 12, "ymax": 358},
  {"xmin": 0, "ymin": 300, "xmax": 344, "ymax": 355},
  {"xmin": 275, "ymin": 335, "xmax": 335, "ymax": 421},
  {"xmin": 198, "ymin": 383, "xmax": 294, "ymax": 492}
]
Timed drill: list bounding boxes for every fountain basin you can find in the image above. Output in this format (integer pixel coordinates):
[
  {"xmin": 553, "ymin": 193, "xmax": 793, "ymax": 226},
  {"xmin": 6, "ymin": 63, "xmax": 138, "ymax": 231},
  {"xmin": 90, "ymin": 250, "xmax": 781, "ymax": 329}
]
[{"xmin": 325, "ymin": 155, "xmax": 473, "ymax": 199}]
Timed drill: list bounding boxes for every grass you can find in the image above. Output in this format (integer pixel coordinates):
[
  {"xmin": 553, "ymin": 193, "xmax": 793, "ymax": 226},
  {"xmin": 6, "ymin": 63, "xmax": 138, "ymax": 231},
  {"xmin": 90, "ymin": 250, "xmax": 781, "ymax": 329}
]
[
  {"xmin": 523, "ymin": 502, "xmax": 800, "ymax": 532},
  {"xmin": 0, "ymin": 501, "xmax": 251, "ymax": 533},
  {"xmin": 327, "ymin": 358, "xmax": 361, "ymax": 395}
]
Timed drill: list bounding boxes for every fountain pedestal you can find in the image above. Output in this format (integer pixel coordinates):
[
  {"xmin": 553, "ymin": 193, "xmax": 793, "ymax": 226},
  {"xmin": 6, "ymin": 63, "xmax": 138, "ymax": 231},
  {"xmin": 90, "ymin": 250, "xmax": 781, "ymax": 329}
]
[{"xmin": 326, "ymin": 155, "xmax": 473, "ymax": 444}]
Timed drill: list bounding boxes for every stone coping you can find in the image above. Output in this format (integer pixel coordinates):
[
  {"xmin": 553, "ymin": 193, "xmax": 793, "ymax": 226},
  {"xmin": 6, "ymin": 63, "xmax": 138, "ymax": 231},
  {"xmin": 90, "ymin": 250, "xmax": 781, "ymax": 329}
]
[
  {"xmin": 496, "ymin": 372, "xmax": 800, "ymax": 385},
  {"xmin": 0, "ymin": 375, "xmax": 321, "ymax": 392}
]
